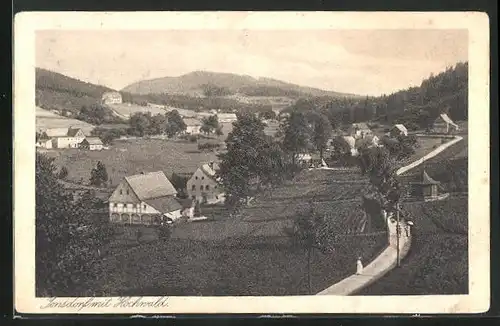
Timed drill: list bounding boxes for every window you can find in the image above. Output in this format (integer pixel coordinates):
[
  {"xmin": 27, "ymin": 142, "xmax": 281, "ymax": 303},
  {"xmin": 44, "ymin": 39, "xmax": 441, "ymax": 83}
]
[
  {"xmin": 126, "ymin": 189, "xmax": 129, "ymax": 195},
  {"xmin": 192, "ymin": 185, "xmax": 196, "ymax": 191},
  {"xmin": 143, "ymin": 205, "xmax": 147, "ymax": 210},
  {"xmin": 195, "ymin": 176, "xmax": 198, "ymax": 180},
  {"xmin": 200, "ymin": 185, "xmax": 204, "ymax": 190},
  {"xmin": 120, "ymin": 190, "xmax": 123, "ymax": 195},
  {"xmin": 206, "ymin": 185, "xmax": 209, "ymax": 190},
  {"xmin": 215, "ymin": 196, "xmax": 218, "ymax": 200},
  {"xmin": 202, "ymin": 176, "xmax": 205, "ymax": 180},
  {"xmin": 113, "ymin": 203, "xmax": 117, "ymax": 207},
  {"xmin": 215, "ymin": 185, "xmax": 217, "ymax": 189},
  {"xmin": 137, "ymin": 204, "xmax": 140, "ymax": 209}
]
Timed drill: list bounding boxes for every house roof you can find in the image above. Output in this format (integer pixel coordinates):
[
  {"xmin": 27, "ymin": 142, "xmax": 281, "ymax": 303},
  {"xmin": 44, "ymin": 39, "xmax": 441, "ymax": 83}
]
[
  {"xmin": 411, "ymin": 170, "xmax": 441, "ymax": 185},
  {"xmin": 43, "ymin": 128, "xmax": 71, "ymax": 137},
  {"xmin": 67, "ymin": 128, "xmax": 84, "ymax": 137},
  {"xmin": 437, "ymin": 113, "xmax": 459, "ymax": 128},
  {"xmin": 184, "ymin": 118, "xmax": 202, "ymax": 126},
  {"xmin": 217, "ymin": 113, "xmax": 237, "ymax": 120},
  {"xmin": 125, "ymin": 171, "xmax": 177, "ymax": 200},
  {"xmin": 393, "ymin": 124, "xmax": 408, "ymax": 133},
  {"xmin": 144, "ymin": 196, "xmax": 183, "ymax": 213},
  {"xmin": 83, "ymin": 137, "xmax": 103, "ymax": 145},
  {"xmin": 351, "ymin": 122, "xmax": 371, "ymax": 130},
  {"xmin": 199, "ymin": 162, "xmax": 220, "ymax": 181},
  {"xmin": 340, "ymin": 135, "xmax": 356, "ymax": 148}
]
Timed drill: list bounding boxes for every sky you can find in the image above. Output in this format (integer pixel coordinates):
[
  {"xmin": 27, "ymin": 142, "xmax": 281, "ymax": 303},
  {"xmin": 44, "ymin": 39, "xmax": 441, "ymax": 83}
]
[{"xmin": 36, "ymin": 29, "xmax": 468, "ymax": 96}]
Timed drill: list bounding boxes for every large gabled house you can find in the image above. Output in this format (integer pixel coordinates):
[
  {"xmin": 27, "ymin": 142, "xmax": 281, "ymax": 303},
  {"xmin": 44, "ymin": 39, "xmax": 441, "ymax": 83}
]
[
  {"xmin": 186, "ymin": 162, "xmax": 225, "ymax": 204},
  {"xmin": 108, "ymin": 171, "xmax": 182, "ymax": 224},
  {"xmin": 38, "ymin": 127, "xmax": 86, "ymax": 149}
]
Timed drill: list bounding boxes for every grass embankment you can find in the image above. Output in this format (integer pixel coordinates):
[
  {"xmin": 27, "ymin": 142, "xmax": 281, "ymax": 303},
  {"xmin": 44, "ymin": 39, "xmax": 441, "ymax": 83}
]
[{"xmin": 359, "ymin": 196, "xmax": 468, "ymax": 295}]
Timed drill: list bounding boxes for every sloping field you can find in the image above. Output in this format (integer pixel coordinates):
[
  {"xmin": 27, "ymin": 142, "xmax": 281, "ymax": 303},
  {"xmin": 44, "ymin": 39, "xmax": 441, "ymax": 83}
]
[
  {"xmin": 36, "ymin": 106, "xmax": 95, "ymax": 134},
  {"xmin": 106, "ymin": 103, "xmax": 169, "ymax": 118},
  {"xmin": 45, "ymin": 138, "xmax": 219, "ymax": 186}
]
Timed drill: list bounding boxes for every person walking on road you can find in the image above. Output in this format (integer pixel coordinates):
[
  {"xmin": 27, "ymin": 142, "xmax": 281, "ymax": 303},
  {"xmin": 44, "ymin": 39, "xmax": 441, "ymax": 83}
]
[{"xmin": 356, "ymin": 257, "xmax": 363, "ymax": 275}]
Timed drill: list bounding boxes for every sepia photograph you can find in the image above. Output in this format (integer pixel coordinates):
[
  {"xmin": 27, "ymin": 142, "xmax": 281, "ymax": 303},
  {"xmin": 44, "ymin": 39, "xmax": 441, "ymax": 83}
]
[{"xmin": 14, "ymin": 12, "xmax": 490, "ymax": 314}]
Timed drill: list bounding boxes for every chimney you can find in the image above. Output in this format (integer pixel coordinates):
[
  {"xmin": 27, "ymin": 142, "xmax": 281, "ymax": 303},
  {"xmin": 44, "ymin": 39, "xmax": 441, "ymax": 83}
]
[{"xmin": 209, "ymin": 161, "xmax": 214, "ymax": 170}]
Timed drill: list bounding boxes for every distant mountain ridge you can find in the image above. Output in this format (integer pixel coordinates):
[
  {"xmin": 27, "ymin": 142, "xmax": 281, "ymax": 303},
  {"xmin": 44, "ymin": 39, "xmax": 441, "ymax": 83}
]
[{"xmin": 122, "ymin": 70, "xmax": 356, "ymax": 98}]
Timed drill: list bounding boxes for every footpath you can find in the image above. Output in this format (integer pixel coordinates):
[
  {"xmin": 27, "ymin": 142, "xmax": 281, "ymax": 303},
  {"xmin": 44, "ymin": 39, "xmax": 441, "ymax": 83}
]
[{"xmin": 316, "ymin": 135, "xmax": 463, "ymax": 296}]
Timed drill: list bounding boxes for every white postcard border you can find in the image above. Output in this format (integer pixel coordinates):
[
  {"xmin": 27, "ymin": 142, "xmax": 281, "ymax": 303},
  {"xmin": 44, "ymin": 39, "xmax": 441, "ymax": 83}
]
[{"xmin": 14, "ymin": 11, "xmax": 490, "ymax": 314}]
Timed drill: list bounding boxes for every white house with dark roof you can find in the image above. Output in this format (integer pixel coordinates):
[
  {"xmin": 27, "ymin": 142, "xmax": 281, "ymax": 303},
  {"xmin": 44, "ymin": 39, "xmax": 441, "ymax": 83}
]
[
  {"xmin": 39, "ymin": 127, "xmax": 86, "ymax": 149},
  {"xmin": 184, "ymin": 118, "xmax": 202, "ymax": 135},
  {"xmin": 186, "ymin": 162, "xmax": 225, "ymax": 204},
  {"xmin": 108, "ymin": 171, "xmax": 182, "ymax": 224}
]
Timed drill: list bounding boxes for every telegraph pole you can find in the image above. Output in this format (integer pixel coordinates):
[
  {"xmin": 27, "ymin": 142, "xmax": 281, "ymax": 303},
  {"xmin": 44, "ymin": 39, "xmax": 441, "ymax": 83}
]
[{"xmin": 396, "ymin": 202, "xmax": 401, "ymax": 267}]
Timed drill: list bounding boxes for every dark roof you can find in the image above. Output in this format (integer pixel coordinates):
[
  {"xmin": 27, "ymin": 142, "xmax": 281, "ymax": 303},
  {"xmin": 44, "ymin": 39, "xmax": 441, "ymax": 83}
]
[
  {"xmin": 67, "ymin": 128, "xmax": 84, "ymax": 137},
  {"xmin": 125, "ymin": 171, "xmax": 177, "ymax": 199},
  {"xmin": 411, "ymin": 170, "xmax": 441, "ymax": 185},
  {"xmin": 144, "ymin": 196, "xmax": 183, "ymax": 213},
  {"xmin": 83, "ymin": 137, "xmax": 103, "ymax": 145}
]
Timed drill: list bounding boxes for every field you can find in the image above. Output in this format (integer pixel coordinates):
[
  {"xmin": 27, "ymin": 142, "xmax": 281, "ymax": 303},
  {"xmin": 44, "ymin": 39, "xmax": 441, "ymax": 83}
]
[
  {"xmin": 44, "ymin": 138, "xmax": 220, "ymax": 186},
  {"xmin": 70, "ymin": 168, "xmax": 389, "ymax": 297},
  {"xmin": 36, "ymin": 106, "xmax": 95, "ymax": 134},
  {"xmin": 106, "ymin": 103, "xmax": 174, "ymax": 118},
  {"xmin": 358, "ymin": 196, "xmax": 468, "ymax": 295}
]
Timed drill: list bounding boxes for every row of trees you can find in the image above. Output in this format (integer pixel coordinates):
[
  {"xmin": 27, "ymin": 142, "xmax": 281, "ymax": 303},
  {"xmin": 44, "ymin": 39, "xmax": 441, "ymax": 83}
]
[{"xmin": 282, "ymin": 62, "xmax": 468, "ymax": 132}]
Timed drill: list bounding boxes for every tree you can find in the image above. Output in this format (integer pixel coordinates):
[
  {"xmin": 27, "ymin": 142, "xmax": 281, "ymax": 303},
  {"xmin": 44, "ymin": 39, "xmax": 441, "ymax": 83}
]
[
  {"xmin": 282, "ymin": 111, "xmax": 311, "ymax": 166},
  {"xmin": 165, "ymin": 110, "xmax": 187, "ymax": 137},
  {"xmin": 308, "ymin": 112, "xmax": 333, "ymax": 161},
  {"xmin": 149, "ymin": 113, "xmax": 167, "ymax": 135},
  {"xmin": 89, "ymin": 161, "xmax": 108, "ymax": 187},
  {"xmin": 358, "ymin": 146, "xmax": 402, "ymax": 216},
  {"xmin": 259, "ymin": 109, "xmax": 277, "ymax": 120},
  {"xmin": 201, "ymin": 115, "xmax": 220, "ymax": 136},
  {"xmin": 290, "ymin": 199, "xmax": 329, "ymax": 294},
  {"xmin": 215, "ymin": 126, "xmax": 224, "ymax": 137},
  {"xmin": 57, "ymin": 166, "xmax": 68, "ymax": 180},
  {"xmin": 218, "ymin": 113, "xmax": 269, "ymax": 208},
  {"xmin": 36, "ymin": 153, "xmax": 112, "ymax": 296},
  {"xmin": 129, "ymin": 112, "xmax": 152, "ymax": 137}
]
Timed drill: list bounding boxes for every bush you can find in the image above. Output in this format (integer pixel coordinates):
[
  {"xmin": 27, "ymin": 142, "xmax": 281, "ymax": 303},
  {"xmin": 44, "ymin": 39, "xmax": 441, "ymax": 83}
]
[{"xmin": 198, "ymin": 142, "xmax": 220, "ymax": 151}]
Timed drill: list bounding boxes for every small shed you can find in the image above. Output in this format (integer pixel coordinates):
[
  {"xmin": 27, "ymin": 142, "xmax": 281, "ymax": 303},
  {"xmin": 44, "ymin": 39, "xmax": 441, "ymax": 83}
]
[
  {"xmin": 390, "ymin": 124, "xmax": 408, "ymax": 137},
  {"xmin": 80, "ymin": 137, "xmax": 104, "ymax": 151},
  {"xmin": 409, "ymin": 170, "xmax": 448, "ymax": 201}
]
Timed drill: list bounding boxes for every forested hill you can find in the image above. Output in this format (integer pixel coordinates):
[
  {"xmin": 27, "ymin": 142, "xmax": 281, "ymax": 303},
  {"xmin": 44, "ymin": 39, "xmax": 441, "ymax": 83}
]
[
  {"xmin": 284, "ymin": 62, "xmax": 468, "ymax": 130},
  {"xmin": 35, "ymin": 68, "xmax": 116, "ymax": 113},
  {"xmin": 121, "ymin": 70, "xmax": 355, "ymax": 98}
]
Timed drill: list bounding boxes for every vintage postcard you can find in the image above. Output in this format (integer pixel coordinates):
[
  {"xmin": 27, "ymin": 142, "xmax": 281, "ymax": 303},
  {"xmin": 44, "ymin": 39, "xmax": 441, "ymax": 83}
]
[{"xmin": 14, "ymin": 12, "xmax": 490, "ymax": 314}]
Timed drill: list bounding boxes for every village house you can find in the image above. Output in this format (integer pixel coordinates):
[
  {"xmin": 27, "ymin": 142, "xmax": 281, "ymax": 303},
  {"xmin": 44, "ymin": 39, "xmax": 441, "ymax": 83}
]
[
  {"xmin": 38, "ymin": 127, "xmax": 86, "ymax": 149},
  {"xmin": 348, "ymin": 122, "xmax": 373, "ymax": 139},
  {"xmin": 184, "ymin": 118, "xmax": 202, "ymax": 135},
  {"xmin": 432, "ymin": 113, "xmax": 459, "ymax": 134},
  {"xmin": 217, "ymin": 113, "xmax": 238, "ymax": 123},
  {"xmin": 108, "ymin": 171, "xmax": 182, "ymax": 224},
  {"xmin": 101, "ymin": 91, "xmax": 123, "ymax": 105},
  {"xmin": 390, "ymin": 124, "xmax": 408, "ymax": 137},
  {"xmin": 186, "ymin": 162, "xmax": 225, "ymax": 204},
  {"xmin": 80, "ymin": 137, "xmax": 104, "ymax": 151}
]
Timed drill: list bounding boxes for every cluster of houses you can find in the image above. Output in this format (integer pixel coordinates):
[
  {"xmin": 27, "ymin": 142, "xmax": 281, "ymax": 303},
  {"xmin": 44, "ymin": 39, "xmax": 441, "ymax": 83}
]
[
  {"xmin": 36, "ymin": 127, "xmax": 104, "ymax": 150},
  {"xmin": 108, "ymin": 161, "xmax": 225, "ymax": 225},
  {"xmin": 330, "ymin": 113, "xmax": 459, "ymax": 158}
]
